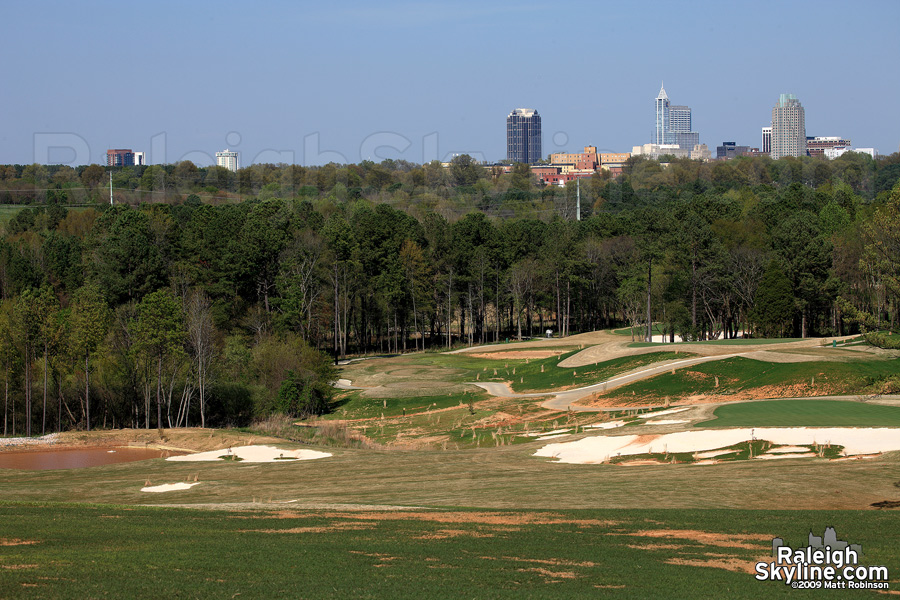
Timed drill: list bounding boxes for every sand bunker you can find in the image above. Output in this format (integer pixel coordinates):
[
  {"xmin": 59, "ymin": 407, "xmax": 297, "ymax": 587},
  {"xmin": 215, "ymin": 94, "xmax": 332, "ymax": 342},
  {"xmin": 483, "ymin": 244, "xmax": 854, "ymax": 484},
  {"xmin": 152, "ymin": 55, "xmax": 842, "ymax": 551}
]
[
  {"xmin": 141, "ymin": 482, "xmax": 201, "ymax": 493},
  {"xmin": 754, "ymin": 453, "xmax": 816, "ymax": 460},
  {"xmin": 645, "ymin": 419, "xmax": 690, "ymax": 425},
  {"xmin": 637, "ymin": 407, "xmax": 690, "ymax": 419},
  {"xmin": 534, "ymin": 428, "xmax": 900, "ymax": 464},
  {"xmin": 586, "ymin": 421, "xmax": 627, "ymax": 430},
  {"xmin": 167, "ymin": 445, "xmax": 332, "ymax": 463}
]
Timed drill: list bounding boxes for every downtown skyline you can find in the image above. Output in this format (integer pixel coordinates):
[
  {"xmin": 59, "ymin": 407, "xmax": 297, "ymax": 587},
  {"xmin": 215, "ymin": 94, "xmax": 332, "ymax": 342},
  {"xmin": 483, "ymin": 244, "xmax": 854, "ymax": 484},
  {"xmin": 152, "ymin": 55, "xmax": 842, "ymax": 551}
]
[{"xmin": 2, "ymin": 1, "xmax": 898, "ymax": 167}]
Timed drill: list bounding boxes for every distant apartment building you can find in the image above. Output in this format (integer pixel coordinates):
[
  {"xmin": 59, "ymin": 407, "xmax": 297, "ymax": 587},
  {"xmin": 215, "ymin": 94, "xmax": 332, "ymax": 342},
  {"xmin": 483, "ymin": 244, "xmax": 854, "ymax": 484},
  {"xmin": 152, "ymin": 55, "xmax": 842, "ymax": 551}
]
[
  {"xmin": 632, "ymin": 143, "xmax": 691, "ymax": 160},
  {"xmin": 549, "ymin": 146, "xmax": 600, "ymax": 171},
  {"xmin": 215, "ymin": 149, "xmax": 240, "ymax": 173},
  {"xmin": 507, "ymin": 108, "xmax": 542, "ymax": 164},
  {"xmin": 824, "ymin": 147, "xmax": 877, "ymax": 160},
  {"xmin": 716, "ymin": 142, "xmax": 752, "ymax": 160},
  {"xmin": 133, "ymin": 151, "xmax": 145, "ymax": 166},
  {"xmin": 761, "ymin": 126, "xmax": 772, "ymax": 154},
  {"xmin": 690, "ymin": 144, "xmax": 712, "ymax": 161},
  {"xmin": 806, "ymin": 136, "xmax": 852, "ymax": 158},
  {"xmin": 771, "ymin": 94, "xmax": 806, "ymax": 159},
  {"xmin": 106, "ymin": 149, "xmax": 135, "ymax": 167}
]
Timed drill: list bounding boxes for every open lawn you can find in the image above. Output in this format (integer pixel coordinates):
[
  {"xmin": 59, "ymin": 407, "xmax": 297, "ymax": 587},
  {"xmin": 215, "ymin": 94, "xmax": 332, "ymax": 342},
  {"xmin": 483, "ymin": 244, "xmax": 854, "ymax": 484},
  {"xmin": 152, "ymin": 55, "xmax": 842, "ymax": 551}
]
[
  {"xmin": 1, "ymin": 502, "xmax": 897, "ymax": 599},
  {"xmin": 628, "ymin": 338, "xmax": 804, "ymax": 348},
  {"xmin": 340, "ymin": 348, "xmax": 693, "ymax": 396},
  {"xmin": 591, "ymin": 357, "xmax": 900, "ymax": 406},
  {"xmin": 696, "ymin": 399, "xmax": 900, "ymax": 428}
]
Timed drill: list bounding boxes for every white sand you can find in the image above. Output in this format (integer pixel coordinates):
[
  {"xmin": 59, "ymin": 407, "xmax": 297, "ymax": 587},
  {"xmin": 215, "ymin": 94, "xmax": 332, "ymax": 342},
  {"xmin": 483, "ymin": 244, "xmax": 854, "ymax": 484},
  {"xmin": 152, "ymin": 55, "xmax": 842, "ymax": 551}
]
[
  {"xmin": 520, "ymin": 429, "xmax": 572, "ymax": 438},
  {"xmin": 586, "ymin": 421, "xmax": 627, "ymax": 429},
  {"xmin": 766, "ymin": 445, "xmax": 811, "ymax": 453},
  {"xmin": 637, "ymin": 407, "xmax": 690, "ymax": 419},
  {"xmin": 695, "ymin": 449, "xmax": 735, "ymax": 459},
  {"xmin": 755, "ymin": 453, "xmax": 816, "ymax": 460},
  {"xmin": 166, "ymin": 445, "xmax": 332, "ymax": 463},
  {"xmin": 534, "ymin": 428, "xmax": 900, "ymax": 464},
  {"xmin": 645, "ymin": 419, "xmax": 690, "ymax": 425},
  {"xmin": 535, "ymin": 433, "xmax": 573, "ymax": 441},
  {"xmin": 141, "ymin": 482, "xmax": 201, "ymax": 493}
]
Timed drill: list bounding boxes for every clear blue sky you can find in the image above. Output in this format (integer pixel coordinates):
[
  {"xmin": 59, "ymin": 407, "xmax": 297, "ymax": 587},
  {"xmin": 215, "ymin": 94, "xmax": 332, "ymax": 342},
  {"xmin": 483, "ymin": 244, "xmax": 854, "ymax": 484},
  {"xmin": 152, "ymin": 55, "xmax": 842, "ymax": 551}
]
[{"xmin": 2, "ymin": 0, "xmax": 898, "ymax": 166}]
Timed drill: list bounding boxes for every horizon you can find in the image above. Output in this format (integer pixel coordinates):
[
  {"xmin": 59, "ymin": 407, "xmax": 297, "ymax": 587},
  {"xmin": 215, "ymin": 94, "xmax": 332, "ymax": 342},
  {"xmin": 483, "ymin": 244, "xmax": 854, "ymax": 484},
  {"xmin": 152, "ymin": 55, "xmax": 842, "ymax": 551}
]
[{"xmin": 3, "ymin": 1, "xmax": 899, "ymax": 167}]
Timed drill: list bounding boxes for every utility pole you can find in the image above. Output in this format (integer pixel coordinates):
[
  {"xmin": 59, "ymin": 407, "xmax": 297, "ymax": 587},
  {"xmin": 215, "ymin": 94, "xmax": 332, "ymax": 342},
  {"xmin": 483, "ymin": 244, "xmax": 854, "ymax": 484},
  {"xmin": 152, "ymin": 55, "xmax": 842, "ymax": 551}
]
[
  {"xmin": 576, "ymin": 178, "xmax": 581, "ymax": 221},
  {"xmin": 109, "ymin": 172, "xmax": 113, "ymax": 205}
]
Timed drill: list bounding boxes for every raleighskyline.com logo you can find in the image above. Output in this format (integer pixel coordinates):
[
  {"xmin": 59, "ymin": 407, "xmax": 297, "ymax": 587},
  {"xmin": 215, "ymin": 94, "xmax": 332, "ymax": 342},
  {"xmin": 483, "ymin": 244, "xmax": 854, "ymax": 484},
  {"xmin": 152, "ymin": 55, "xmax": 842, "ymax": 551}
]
[{"xmin": 755, "ymin": 527, "xmax": 890, "ymax": 590}]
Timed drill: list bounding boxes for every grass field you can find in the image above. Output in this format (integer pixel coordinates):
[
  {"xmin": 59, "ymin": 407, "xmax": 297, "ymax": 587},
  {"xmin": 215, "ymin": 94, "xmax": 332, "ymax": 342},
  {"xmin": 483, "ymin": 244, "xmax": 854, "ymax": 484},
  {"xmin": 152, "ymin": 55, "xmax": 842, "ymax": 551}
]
[
  {"xmin": 1, "ymin": 502, "xmax": 897, "ymax": 599},
  {"xmin": 695, "ymin": 399, "xmax": 900, "ymax": 428},
  {"xmin": 593, "ymin": 357, "xmax": 899, "ymax": 405},
  {"xmin": 341, "ymin": 348, "xmax": 692, "ymax": 396},
  {"xmin": 628, "ymin": 338, "xmax": 804, "ymax": 348}
]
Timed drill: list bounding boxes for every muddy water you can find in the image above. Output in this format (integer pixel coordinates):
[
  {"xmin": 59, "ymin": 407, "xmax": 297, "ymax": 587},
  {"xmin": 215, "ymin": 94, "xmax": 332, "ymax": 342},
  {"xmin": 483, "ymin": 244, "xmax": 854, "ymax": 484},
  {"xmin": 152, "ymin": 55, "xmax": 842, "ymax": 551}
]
[{"xmin": 0, "ymin": 447, "xmax": 182, "ymax": 470}]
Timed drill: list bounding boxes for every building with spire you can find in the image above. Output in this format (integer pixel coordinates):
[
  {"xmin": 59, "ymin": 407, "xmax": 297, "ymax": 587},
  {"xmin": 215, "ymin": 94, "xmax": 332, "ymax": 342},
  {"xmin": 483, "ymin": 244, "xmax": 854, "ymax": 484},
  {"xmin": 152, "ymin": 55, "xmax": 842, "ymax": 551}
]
[
  {"xmin": 654, "ymin": 83, "xmax": 671, "ymax": 145},
  {"xmin": 770, "ymin": 94, "xmax": 806, "ymax": 159},
  {"xmin": 653, "ymin": 83, "xmax": 699, "ymax": 149},
  {"xmin": 506, "ymin": 108, "xmax": 542, "ymax": 164}
]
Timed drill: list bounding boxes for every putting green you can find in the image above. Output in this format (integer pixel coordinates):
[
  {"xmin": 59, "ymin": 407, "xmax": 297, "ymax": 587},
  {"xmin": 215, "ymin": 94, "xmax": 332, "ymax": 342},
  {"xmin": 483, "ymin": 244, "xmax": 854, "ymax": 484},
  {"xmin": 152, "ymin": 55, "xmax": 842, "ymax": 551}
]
[{"xmin": 695, "ymin": 399, "xmax": 900, "ymax": 428}]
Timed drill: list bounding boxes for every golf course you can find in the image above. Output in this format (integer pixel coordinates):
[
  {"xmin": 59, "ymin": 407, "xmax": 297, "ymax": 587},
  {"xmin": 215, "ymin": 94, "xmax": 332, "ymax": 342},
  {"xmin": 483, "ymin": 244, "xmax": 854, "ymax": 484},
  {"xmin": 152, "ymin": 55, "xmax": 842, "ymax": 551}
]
[{"xmin": 3, "ymin": 330, "xmax": 900, "ymax": 598}]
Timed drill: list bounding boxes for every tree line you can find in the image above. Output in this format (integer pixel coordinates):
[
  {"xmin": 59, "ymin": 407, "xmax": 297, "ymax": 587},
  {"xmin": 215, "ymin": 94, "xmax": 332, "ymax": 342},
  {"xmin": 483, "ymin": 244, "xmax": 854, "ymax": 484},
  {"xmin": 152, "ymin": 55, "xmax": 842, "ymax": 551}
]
[{"xmin": 0, "ymin": 152, "xmax": 899, "ymax": 435}]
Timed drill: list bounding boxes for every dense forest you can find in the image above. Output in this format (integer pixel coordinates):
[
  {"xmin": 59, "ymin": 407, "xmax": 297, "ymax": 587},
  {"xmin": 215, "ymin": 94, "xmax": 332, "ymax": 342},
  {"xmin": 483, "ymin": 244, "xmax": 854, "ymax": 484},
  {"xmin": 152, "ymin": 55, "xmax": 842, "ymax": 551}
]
[{"xmin": 0, "ymin": 151, "xmax": 898, "ymax": 436}]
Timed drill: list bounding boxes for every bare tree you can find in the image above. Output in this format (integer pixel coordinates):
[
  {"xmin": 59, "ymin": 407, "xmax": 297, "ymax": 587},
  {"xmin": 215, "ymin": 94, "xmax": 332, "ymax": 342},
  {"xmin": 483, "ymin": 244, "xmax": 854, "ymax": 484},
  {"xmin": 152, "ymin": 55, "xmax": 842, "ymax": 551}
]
[{"xmin": 185, "ymin": 289, "xmax": 216, "ymax": 428}]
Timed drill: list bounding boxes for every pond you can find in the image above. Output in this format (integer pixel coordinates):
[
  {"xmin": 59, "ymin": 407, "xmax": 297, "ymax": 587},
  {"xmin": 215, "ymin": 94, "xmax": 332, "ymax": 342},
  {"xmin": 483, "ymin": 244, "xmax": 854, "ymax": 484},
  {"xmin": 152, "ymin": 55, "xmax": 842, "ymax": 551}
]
[{"xmin": 0, "ymin": 447, "xmax": 182, "ymax": 470}]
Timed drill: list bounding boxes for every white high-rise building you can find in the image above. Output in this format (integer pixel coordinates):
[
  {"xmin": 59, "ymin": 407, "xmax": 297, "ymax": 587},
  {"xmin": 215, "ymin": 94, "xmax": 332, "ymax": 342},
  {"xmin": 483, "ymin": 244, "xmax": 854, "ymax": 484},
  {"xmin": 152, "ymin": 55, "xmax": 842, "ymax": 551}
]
[
  {"xmin": 215, "ymin": 149, "xmax": 240, "ymax": 172},
  {"xmin": 654, "ymin": 83, "xmax": 671, "ymax": 145},
  {"xmin": 771, "ymin": 94, "xmax": 806, "ymax": 159},
  {"xmin": 654, "ymin": 84, "xmax": 699, "ymax": 149}
]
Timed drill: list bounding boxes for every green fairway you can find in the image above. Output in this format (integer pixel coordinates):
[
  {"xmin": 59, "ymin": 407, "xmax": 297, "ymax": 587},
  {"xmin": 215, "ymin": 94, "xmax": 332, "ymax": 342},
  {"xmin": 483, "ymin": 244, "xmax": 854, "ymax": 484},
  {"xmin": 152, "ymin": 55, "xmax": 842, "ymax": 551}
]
[
  {"xmin": 696, "ymin": 399, "xmax": 900, "ymax": 428},
  {"xmin": 628, "ymin": 337, "xmax": 804, "ymax": 348},
  {"xmin": 1, "ymin": 502, "xmax": 896, "ymax": 599},
  {"xmin": 596, "ymin": 357, "xmax": 900, "ymax": 403},
  {"xmin": 328, "ymin": 390, "xmax": 489, "ymax": 419},
  {"xmin": 506, "ymin": 350, "xmax": 693, "ymax": 392},
  {"xmin": 339, "ymin": 348, "xmax": 693, "ymax": 394}
]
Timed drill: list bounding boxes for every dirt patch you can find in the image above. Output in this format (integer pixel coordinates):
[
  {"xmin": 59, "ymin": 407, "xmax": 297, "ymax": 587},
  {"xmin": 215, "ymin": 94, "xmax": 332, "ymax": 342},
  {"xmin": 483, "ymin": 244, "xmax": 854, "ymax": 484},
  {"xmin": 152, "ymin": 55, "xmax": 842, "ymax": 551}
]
[
  {"xmin": 247, "ymin": 522, "xmax": 375, "ymax": 534},
  {"xmin": 665, "ymin": 557, "xmax": 764, "ymax": 574},
  {"xmin": 1, "ymin": 564, "xmax": 38, "ymax": 570},
  {"xmin": 627, "ymin": 529, "xmax": 771, "ymax": 550},
  {"xmin": 0, "ymin": 538, "xmax": 39, "ymax": 547},
  {"xmin": 497, "ymin": 556, "xmax": 599, "ymax": 568},
  {"xmin": 417, "ymin": 529, "xmax": 496, "ymax": 540},
  {"xmin": 625, "ymin": 543, "xmax": 685, "ymax": 551},
  {"xmin": 469, "ymin": 351, "xmax": 566, "ymax": 360},
  {"xmin": 518, "ymin": 567, "xmax": 578, "ymax": 580},
  {"xmin": 325, "ymin": 511, "xmax": 618, "ymax": 527}
]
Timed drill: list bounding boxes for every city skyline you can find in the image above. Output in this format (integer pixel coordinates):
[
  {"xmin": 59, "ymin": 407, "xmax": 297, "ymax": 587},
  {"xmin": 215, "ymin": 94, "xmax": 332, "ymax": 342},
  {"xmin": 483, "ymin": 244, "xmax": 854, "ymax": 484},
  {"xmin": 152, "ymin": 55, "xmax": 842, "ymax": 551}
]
[{"xmin": 2, "ymin": 1, "xmax": 898, "ymax": 166}]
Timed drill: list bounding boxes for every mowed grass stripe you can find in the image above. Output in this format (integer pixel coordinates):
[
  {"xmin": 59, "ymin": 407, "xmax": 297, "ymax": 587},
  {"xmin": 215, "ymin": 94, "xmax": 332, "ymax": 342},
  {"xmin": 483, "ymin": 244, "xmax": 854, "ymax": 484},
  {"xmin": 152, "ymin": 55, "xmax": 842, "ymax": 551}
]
[
  {"xmin": 1, "ymin": 502, "xmax": 897, "ymax": 599},
  {"xmin": 597, "ymin": 357, "xmax": 899, "ymax": 401},
  {"xmin": 696, "ymin": 399, "xmax": 900, "ymax": 428}
]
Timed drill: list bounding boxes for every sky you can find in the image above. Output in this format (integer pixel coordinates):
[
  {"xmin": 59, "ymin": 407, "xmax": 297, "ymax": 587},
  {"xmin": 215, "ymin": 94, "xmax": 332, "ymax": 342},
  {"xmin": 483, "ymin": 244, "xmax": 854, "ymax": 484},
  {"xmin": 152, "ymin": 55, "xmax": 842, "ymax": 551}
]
[{"xmin": 2, "ymin": 0, "xmax": 898, "ymax": 167}]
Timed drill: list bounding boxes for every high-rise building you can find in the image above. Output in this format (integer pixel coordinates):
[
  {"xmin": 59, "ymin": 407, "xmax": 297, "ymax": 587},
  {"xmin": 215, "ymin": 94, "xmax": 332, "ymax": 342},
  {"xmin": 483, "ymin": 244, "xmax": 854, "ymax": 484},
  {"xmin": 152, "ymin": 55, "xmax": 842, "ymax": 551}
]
[
  {"xmin": 506, "ymin": 108, "xmax": 542, "ymax": 164},
  {"xmin": 654, "ymin": 84, "xmax": 671, "ymax": 145},
  {"xmin": 669, "ymin": 105, "xmax": 691, "ymax": 134},
  {"xmin": 106, "ymin": 149, "xmax": 134, "ymax": 167},
  {"xmin": 215, "ymin": 149, "xmax": 240, "ymax": 172},
  {"xmin": 653, "ymin": 85, "xmax": 699, "ymax": 149},
  {"xmin": 761, "ymin": 126, "xmax": 772, "ymax": 154},
  {"xmin": 771, "ymin": 94, "xmax": 806, "ymax": 159},
  {"xmin": 133, "ymin": 151, "xmax": 146, "ymax": 166}
]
